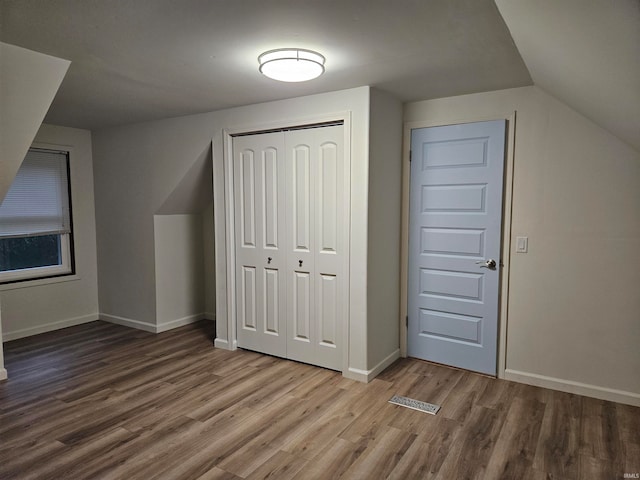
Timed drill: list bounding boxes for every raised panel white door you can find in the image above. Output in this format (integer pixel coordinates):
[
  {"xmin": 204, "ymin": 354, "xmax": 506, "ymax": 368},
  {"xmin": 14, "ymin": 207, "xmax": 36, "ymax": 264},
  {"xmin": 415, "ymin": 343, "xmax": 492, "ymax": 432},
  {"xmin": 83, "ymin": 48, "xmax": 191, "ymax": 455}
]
[
  {"xmin": 408, "ymin": 120, "xmax": 506, "ymax": 375},
  {"xmin": 285, "ymin": 125, "xmax": 344, "ymax": 371},
  {"xmin": 233, "ymin": 125, "xmax": 345, "ymax": 371},
  {"xmin": 233, "ymin": 132, "xmax": 287, "ymax": 357}
]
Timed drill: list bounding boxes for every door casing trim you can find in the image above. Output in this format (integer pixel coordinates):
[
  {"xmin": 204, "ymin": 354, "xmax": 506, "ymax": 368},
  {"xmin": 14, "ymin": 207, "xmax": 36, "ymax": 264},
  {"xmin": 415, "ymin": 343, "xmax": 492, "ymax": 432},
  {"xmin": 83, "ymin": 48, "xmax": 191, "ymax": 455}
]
[{"xmin": 400, "ymin": 112, "xmax": 517, "ymax": 379}]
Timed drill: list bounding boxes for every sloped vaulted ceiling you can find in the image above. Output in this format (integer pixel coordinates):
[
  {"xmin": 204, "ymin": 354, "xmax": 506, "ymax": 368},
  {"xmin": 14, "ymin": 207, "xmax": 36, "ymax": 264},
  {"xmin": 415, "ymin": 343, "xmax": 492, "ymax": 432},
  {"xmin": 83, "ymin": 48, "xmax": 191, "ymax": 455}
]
[
  {"xmin": 495, "ymin": 0, "xmax": 640, "ymax": 152},
  {"xmin": 0, "ymin": 43, "xmax": 69, "ymax": 201}
]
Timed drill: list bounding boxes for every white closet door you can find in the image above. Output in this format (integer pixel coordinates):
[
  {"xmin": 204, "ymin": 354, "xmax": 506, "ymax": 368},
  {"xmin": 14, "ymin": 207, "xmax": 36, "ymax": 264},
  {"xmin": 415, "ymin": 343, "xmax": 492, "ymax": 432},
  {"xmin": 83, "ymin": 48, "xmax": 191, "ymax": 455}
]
[
  {"xmin": 233, "ymin": 132, "xmax": 287, "ymax": 357},
  {"xmin": 285, "ymin": 125, "xmax": 344, "ymax": 370}
]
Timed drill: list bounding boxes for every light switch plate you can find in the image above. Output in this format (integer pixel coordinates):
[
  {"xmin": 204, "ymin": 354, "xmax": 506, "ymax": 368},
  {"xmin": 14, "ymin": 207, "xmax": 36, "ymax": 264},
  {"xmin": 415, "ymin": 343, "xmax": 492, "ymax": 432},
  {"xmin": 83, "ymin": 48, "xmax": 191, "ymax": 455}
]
[{"xmin": 516, "ymin": 236, "xmax": 528, "ymax": 253}]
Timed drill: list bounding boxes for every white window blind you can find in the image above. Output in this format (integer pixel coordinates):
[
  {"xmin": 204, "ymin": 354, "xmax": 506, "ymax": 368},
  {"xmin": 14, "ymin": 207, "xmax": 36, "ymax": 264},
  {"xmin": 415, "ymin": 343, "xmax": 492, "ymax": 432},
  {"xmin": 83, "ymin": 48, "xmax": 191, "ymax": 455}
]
[{"xmin": 0, "ymin": 149, "xmax": 71, "ymax": 238}]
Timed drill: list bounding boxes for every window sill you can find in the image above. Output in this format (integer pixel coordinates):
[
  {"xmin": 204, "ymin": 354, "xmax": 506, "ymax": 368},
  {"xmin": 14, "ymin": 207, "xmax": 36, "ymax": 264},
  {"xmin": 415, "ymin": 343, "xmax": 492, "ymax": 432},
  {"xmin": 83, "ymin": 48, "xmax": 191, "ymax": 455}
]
[{"xmin": 0, "ymin": 273, "xmax": 81, "ymax": 292}]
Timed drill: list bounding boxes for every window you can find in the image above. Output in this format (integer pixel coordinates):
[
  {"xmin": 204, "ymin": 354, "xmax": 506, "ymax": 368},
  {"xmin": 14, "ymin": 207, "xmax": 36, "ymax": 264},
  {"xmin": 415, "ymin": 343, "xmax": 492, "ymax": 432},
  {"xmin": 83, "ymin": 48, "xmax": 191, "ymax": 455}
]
[{"xmin": 0, "ymin": 147, "xmax": 74, "ymax": 283}]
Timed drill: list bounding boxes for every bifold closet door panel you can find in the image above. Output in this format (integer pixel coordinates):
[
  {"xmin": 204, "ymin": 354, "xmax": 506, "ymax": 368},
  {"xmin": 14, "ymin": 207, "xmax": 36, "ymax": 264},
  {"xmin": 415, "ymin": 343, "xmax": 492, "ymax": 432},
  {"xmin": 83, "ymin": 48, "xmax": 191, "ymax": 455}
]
[
  {"xmin": 233, "ymin": 132, "xmax": 287, "ymax": 357},
  {"xmin": 285, "ymin": 125, "xmax": 344, "ymax": 371}
]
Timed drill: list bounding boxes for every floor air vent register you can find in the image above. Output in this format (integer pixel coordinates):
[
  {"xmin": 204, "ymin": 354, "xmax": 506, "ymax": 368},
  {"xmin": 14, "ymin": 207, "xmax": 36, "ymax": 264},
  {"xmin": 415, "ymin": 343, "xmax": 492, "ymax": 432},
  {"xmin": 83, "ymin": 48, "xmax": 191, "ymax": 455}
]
[{"xmin": 388, "ymin": 395, "xmax": 441, "ymax": 415}]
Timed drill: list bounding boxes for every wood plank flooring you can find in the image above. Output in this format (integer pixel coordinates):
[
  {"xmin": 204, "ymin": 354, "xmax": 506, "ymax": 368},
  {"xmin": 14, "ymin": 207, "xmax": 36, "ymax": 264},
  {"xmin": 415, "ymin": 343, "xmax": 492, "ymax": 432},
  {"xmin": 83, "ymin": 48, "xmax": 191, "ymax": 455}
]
[{"xmin": 1, "ymin": 320, "xmax": 638, "ymax": 479}]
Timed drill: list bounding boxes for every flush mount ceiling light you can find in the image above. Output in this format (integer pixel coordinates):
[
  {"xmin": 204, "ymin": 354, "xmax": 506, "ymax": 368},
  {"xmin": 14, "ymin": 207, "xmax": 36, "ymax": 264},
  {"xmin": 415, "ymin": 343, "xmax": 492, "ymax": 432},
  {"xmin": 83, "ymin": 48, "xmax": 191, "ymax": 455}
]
[{"xmin": 258, "ymin": 48, "xmax": 325, "ymax": 82}]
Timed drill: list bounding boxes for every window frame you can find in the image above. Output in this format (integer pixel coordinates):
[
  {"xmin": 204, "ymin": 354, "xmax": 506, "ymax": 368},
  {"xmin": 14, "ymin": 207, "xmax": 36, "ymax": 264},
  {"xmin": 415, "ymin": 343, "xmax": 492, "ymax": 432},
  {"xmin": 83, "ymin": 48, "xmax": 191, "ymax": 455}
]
[{"xmin": 0, "ymin": 145, "xmax": 75, "ymax": 285}]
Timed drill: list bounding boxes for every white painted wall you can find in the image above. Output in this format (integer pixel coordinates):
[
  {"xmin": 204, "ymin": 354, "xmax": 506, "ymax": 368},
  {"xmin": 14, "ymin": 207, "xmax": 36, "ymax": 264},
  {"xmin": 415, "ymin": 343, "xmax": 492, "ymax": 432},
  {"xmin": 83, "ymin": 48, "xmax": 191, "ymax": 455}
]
[
  {"xmin": 154, "ymin": 214, "xmax": 205, "ymax": 331},
  {"xmin": 0, "ymin": 42, "xmax": 69, "ymax": 202},
  {"xmin": 0, "ymin": 308, "xmax": 5, "ymax": 380},
  {"xmin": 366, "ymin": 88, "xmax": 403, "ymax": 372},
  {"xmin": 202, "ymin": 202, "xmax": 216, "ymax": 320},
  {"xmin": 93, "ymin": 116, "xmax": 215, "ymax": 327},
  {"xmin": 92, "ymin": 86, "xmax": 372, "ymax": 374},
  {"xmin": 0, "ymin": 124, "xmax": 100, "ymax": 341},
  {"xmin": 405, "ymin": 86, "xmax": 640, "ymax": 405}
]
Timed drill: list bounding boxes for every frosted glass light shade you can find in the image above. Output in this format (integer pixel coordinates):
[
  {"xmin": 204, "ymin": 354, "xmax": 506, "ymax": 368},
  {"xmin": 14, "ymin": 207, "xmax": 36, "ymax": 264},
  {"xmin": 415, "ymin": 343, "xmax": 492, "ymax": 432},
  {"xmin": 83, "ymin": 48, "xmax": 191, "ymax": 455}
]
[{"xmin": 258, "ymin": 48, "xmax": 325, "ymax": 82}]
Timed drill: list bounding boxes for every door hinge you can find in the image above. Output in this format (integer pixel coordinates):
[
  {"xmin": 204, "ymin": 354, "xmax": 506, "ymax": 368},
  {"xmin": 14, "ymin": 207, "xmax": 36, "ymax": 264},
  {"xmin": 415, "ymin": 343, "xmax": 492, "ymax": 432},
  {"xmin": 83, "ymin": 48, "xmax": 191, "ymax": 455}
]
[
  {"xmin": 409, "ymin": 150, "xmax": 412, "ymax": 162},
  {"xmin": 406, "ymin": 315, "xmax": 409, "ymax": 327}
]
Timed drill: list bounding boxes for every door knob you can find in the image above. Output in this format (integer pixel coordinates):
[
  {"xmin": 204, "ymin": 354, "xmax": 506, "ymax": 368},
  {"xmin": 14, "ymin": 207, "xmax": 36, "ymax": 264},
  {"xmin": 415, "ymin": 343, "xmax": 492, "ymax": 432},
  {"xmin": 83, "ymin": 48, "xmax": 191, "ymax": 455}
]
[
  {"xmin": 267, "ymin": 257, "xmax": 272, "ymax": 264},
  {"xmin": 476, "ymin": 259, "xmax": 497, "ymax": 270},
  {"xmin": 299, "ymin": 260, "xmax": 303, "ymax": 267}
]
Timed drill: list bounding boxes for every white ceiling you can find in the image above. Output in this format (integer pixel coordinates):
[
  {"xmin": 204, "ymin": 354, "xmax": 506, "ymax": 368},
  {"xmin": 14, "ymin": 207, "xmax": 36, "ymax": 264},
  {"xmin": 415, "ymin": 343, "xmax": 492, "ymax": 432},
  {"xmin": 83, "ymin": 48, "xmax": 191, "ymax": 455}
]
[
  {"xmin": 2, "ymin": 1, "xmax": 637, "ymax": 152},
  {"xmin": 0, "ymin": 0, "xmax": 532, "ymax": 129}
]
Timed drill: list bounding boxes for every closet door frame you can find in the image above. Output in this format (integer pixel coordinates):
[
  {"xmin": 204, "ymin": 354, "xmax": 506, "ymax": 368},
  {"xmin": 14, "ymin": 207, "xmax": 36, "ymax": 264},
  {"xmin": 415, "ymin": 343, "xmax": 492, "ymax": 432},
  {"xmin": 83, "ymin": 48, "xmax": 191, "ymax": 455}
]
[{"xmin": 219, "ymin": 112, "xmax": 352, "ymax": 376}]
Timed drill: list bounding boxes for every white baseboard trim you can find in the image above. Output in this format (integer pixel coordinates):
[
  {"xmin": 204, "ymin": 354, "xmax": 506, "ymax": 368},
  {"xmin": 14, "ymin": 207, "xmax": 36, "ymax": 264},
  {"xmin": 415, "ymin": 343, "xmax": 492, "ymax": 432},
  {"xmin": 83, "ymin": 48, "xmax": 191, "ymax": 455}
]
[
  {"xmin": 101, "ymin": 312, "xmax": 209, "ymax": 334},
  {"xmin": 156, "ymin": 313, "xmax": 205, "ymax": 333},
  {"xmin": 504, "ymin": 368, "xmax": 640, "ymax": 407},
  {"xmin": 99, "ymin": 313, "xmax": 156, "ymax": 333},
  {"xmin": 213, "ymin": 337, "xmax": 237, "ymax": 350},
  {"xmin": 344, "ymin": 349, "xmax": 401, "ymax": 383},
  {"xmin": 214, "ymin": 338, "xmax": 230, "ymax": 349},
  {"xmin": 3, "ymin": 313, "xmax": 99, "ymax": 342},
  {"xmin": 0, "ymin": 368, "xmax": 7, "ymax": 381}
]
